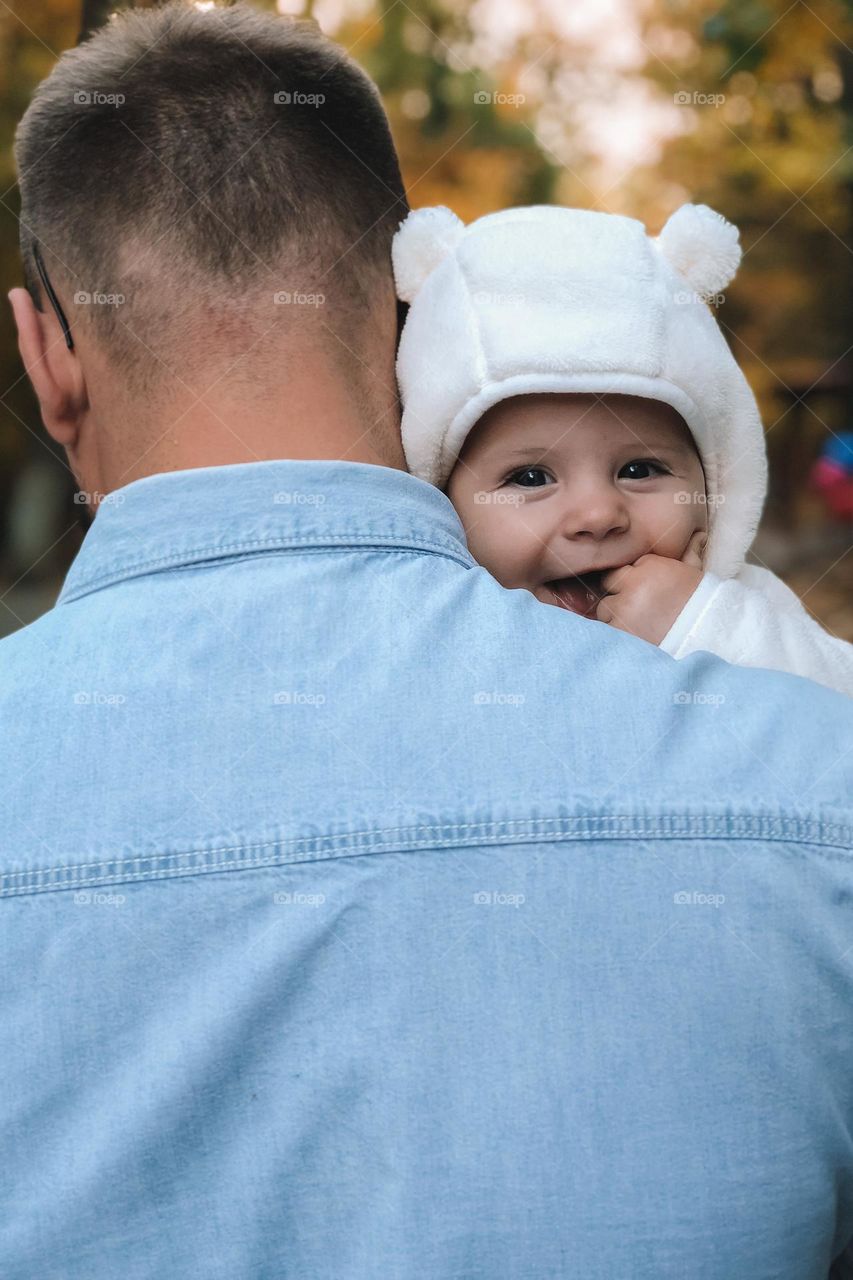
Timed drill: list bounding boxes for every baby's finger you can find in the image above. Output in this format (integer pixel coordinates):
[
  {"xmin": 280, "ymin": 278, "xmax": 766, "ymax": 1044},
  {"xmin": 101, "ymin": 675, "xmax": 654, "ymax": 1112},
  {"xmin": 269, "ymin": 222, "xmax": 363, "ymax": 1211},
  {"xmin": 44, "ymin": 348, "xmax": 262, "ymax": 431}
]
[
  {"xmin": 595, "ymin": 596, "xmax": 616, "ymax": 625},
  {"xmin": 680, "ymin": 529, "xmax": 707, "ymax": 569},
  {"xmin": 600, "ymin": 564, "xmax": 631, "ymax": 592}
]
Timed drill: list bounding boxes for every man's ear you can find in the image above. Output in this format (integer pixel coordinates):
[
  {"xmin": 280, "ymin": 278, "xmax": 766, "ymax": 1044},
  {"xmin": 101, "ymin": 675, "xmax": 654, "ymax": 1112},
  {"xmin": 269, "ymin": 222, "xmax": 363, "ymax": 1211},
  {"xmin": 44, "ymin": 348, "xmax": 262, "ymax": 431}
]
[{"xmin": 8, "ymin": 287, "xmax": 88, "ymax": 448}]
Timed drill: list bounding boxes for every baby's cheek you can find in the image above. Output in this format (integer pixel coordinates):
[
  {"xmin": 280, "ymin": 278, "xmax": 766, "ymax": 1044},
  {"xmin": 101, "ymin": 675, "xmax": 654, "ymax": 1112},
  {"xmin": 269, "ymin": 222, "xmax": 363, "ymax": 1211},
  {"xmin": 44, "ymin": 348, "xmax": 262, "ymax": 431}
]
[
  {"xmin": 449, "ymin": 497, "xmax": 498, "ymax": 559},
  {"xmin": 468, "ymin": 516, "xmax": 520, "ymax": 579},
  {"xmin": 646, "ymin": 490, "xmax": 706, "ymax": 558},
  {"xmin": 464, "ymin": 510, "xmax": 534, "ymax": 588}
]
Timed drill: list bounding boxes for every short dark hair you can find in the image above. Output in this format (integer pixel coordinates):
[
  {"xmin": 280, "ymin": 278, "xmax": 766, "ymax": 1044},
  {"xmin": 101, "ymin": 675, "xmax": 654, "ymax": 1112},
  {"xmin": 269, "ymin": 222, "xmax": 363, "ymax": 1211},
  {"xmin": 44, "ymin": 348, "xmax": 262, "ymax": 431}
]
[{"xmin": 14, "ymin": 0, "xmax": 408, "ymax": 391}]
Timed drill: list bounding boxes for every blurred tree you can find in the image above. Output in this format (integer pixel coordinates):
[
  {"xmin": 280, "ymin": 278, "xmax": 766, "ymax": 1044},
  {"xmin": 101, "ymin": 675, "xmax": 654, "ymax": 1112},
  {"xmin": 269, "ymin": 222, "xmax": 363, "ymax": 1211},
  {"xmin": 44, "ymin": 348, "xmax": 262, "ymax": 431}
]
[{"xmin": 633, "ymin": 0, "xmax": 853, "ymax": 528}]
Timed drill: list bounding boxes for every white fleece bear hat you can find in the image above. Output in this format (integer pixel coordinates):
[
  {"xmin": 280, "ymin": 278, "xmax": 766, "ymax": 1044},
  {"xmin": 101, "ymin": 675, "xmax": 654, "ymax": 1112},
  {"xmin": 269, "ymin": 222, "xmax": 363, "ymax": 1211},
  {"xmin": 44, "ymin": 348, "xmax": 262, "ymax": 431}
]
[{"xmin": 392, "ymin": 203, "xmax": 767, "ymax": 582}]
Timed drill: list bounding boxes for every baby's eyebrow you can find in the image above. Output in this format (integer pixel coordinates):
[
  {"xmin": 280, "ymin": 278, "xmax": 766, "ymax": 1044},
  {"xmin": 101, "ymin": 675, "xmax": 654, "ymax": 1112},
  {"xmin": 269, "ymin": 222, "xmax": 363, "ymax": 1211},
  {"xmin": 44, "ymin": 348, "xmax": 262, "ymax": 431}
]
[
  {"xmin": 501, "ymin": 440, "xmax": 693, "ymax": 458},
  {"xmin": 617, "ymin": 435, "xmax": 699, "ymax": 458},
  {"xmin": 645, "ymin": 439, "xmax": 697, "ymax": 458}
]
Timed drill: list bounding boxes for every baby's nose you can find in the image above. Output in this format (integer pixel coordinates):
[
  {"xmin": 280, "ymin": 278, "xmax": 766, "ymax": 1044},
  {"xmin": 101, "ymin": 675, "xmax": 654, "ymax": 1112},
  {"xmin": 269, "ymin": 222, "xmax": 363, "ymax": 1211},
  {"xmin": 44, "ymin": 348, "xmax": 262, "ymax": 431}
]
[{"xmin": 558, "ymin": 487, "xmax": 629, "ymax": 541}]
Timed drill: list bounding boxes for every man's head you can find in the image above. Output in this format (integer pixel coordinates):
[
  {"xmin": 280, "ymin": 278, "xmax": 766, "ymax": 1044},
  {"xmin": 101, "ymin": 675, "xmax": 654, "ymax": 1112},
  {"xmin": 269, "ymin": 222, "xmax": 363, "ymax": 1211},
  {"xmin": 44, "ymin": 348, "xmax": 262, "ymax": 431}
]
[
  {"xmin": 10, "ymin": 0, "xmax": 409, "ymax": 499},
  {"xmin": 446, "ymin": 393, "xmax": 708, "ymax": 616}
]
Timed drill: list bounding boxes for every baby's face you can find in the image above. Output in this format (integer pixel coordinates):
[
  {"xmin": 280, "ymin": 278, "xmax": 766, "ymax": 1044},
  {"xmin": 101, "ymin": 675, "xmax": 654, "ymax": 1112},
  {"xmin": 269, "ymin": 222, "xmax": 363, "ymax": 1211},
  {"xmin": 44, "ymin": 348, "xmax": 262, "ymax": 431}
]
[{"xmin": 446, "ymin": 393, "xmax": 708, "ymax": 617}]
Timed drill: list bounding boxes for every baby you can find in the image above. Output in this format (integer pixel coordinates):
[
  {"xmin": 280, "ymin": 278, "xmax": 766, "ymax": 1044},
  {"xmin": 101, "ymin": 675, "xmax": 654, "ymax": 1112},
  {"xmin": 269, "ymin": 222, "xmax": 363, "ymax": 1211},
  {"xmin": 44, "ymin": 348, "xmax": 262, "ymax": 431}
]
[{"xmin": 391, "ymin": 202, "xmax": 853, "ymax": 697}]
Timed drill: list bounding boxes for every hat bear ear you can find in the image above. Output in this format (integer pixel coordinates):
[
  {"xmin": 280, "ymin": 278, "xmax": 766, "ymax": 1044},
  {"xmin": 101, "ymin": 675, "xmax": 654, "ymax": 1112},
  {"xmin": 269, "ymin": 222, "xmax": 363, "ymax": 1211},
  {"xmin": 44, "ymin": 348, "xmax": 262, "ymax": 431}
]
[
  {"xmin": 392, "ymin": 206, "xmax": 466, "ymax": 303},
  {"xmin": 656, "ymin": 203, "xmax": 742, "ymax": 297}
]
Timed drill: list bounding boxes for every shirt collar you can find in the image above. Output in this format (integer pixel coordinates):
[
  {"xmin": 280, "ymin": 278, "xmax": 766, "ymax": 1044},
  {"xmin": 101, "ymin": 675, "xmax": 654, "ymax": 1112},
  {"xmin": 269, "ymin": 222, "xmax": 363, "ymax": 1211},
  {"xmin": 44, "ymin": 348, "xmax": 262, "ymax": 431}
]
[{"xmin": 57, "ymin": 459, "xmax": 475, "ymax": 605}]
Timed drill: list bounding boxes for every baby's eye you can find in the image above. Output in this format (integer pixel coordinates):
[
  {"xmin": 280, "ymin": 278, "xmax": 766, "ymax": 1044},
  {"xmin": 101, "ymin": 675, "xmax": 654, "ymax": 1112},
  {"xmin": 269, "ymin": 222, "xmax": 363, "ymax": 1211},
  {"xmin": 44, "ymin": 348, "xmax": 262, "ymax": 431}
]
[
  {"xmin": 506, "ymin": 467, "xmax": 555, "ymax": 488},
  {"xmin": 619, "ymin": 459, "xmax": 669, "ymax": 480}
]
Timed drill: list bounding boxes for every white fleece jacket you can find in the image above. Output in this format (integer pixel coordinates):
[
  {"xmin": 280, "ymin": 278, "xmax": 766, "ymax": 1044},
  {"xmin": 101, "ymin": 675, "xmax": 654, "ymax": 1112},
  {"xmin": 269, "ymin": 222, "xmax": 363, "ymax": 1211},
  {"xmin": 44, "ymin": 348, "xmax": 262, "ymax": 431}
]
[{"xmin": 659, "ymin": 563, "xmax": 853, "ymax": 696}]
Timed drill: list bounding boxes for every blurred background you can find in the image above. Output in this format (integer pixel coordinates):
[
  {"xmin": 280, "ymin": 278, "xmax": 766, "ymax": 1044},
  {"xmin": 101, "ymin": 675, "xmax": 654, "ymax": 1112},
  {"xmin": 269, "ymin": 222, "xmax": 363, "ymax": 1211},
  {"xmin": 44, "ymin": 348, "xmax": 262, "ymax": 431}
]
[{"xmin": 1, "ymin": 0, "xmax": 851, "ymax": 638}]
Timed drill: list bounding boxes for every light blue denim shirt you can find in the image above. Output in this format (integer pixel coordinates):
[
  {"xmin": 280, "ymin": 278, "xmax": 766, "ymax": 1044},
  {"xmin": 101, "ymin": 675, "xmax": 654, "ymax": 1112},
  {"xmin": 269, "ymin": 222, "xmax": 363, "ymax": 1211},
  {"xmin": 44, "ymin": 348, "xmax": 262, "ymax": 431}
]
[{"xmin": 1, "ymin": 458, "xmax": 853, "ymax": 1279}]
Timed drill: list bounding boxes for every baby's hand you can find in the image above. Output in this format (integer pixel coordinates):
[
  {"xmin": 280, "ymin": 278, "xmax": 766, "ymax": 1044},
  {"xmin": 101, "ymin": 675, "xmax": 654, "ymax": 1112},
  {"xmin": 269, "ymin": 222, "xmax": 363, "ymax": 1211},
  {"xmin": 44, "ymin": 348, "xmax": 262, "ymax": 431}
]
[{"xmin": 596, "ymin": 531, "xmax": 707, "ymax": 645}]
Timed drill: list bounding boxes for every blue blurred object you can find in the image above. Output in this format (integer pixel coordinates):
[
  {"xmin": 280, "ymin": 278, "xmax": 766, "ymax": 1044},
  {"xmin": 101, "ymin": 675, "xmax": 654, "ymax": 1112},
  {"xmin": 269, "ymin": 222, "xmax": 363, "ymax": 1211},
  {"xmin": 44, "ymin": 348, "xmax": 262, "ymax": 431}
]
[{"xmin": 821, "ymin": 432, "xmax": 853, "ymax": 472}]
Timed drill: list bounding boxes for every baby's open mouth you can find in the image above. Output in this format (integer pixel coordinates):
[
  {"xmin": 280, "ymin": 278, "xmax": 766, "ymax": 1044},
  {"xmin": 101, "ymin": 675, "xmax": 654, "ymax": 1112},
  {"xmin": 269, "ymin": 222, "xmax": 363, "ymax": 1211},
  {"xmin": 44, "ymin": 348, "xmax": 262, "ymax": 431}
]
[{"xmin": 541, "ymin": 570, "xmax": 609, "ymax": 618}]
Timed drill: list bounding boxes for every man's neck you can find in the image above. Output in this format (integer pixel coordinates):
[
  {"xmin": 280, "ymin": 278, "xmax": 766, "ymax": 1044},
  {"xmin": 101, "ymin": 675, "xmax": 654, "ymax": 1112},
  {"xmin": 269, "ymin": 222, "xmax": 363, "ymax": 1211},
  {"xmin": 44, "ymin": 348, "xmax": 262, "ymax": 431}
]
[
  {"xmin": 94, "ymin": 366, "xmax": 408, "ymax": 493},
  {"xmin": 113, "ymin": 416, "xmax": 407, "ymax": 490}
]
